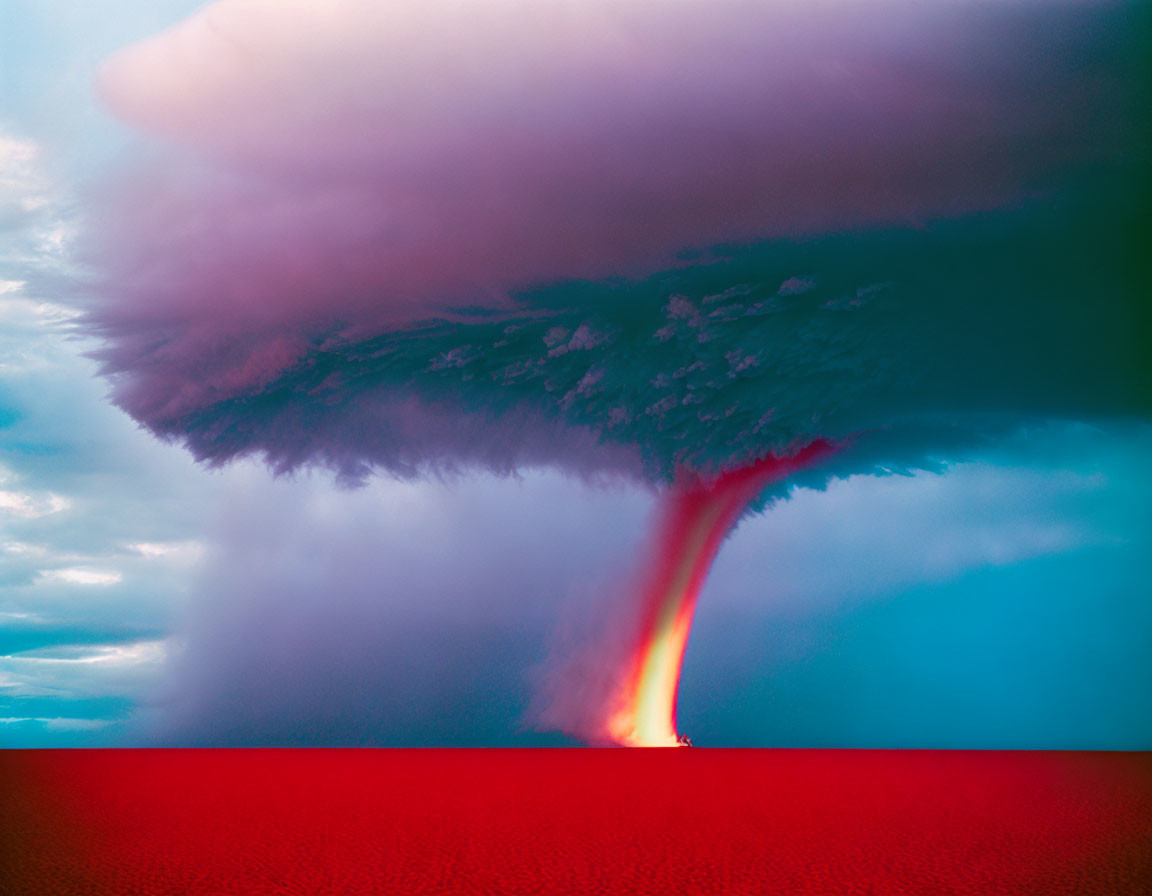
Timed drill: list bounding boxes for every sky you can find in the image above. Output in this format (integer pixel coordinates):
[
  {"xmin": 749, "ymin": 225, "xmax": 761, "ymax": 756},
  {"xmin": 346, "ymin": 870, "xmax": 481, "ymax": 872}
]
[{"xmin": 0, "ymin": 0, "xmax": 1149, "ymax": 747}]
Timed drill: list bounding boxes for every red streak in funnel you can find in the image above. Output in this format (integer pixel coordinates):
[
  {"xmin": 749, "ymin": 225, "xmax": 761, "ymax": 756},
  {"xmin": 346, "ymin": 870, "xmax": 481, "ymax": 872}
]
[{"xmin": 606, "ymin": 440, "xmax": 834, "ymax": 747}]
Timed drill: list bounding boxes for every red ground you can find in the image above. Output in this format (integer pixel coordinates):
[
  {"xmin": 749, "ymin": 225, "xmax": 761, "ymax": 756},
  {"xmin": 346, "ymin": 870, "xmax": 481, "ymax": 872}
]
[{"xmin": 3, "ymin": 749, "xmax": 1151, "ymax": 895}]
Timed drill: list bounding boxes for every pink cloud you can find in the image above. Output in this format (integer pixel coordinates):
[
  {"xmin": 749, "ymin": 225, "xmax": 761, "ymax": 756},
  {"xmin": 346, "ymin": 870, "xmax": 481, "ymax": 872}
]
[
  {"xmin": 84, "ymin": 0, "xmax": 1140, "ymax": 474},
  {"xmin": 95, "ymin": 0, "xmax": 1113, "ymax": 322}
]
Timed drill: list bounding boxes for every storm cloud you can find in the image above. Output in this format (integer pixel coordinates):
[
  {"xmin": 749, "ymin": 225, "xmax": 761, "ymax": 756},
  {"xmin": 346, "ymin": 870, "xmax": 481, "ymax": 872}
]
[
  {"xmin": 85, "ymin": 0, "xmax": 1150, "ymax": 485},
  {"xmin": 6, "ymin": 0, "xmax": 1150, "ymax": 749}
]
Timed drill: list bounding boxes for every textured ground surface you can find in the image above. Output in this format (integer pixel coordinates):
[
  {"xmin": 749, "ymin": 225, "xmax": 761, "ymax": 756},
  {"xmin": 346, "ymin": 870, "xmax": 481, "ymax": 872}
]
[{"xmin": 3, "ymin": 749, "xmax": 1151, "ymax": 895}]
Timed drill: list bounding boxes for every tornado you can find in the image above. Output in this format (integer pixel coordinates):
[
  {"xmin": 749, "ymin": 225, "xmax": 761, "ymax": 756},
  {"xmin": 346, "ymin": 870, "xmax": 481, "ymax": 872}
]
[{"xmin": 607, "ymin": 442, "xmax": 835, "ymax": 747}]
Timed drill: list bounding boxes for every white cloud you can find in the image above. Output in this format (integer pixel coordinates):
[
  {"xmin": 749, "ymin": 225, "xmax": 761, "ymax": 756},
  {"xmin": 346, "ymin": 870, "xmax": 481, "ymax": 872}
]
[
  {"xmin": 0, "ymin": 717, "xmax": 114, "ymax": 731},
  {"xmin": 36, "ymin": 567, "xmax": 123, "ymax": 586},
  {"xmin": 9, "ymin": 641, "xmax": 167, "ymax": 664},
  {"xmin": 127, "ymin": 540, "xmax": 204, "ymax": 562},
  {"xmin": 0, "ymin": 291, "xmax": 78, "ymax": 323},
  {"xmin": 0, "ymin": 465, "xmax": 74, "ymax": 516},
  {"xmin": 0, "ymin": 489, "xmax": 71, "ymax": 518},
  {"xmin": 0, "ymin": 134, "xmax": 49, "ymax": 212},
  {"xmin": 1, "ymin": 540, "xmax": 48, "ymax": 556},
  {"xmin": 0, "ymin": 131, "xmax": 68, "ymax": 272},
  {"xmin": 0, "ymin": 639, "xmax": 170, "ymax": 698},
  {"xmin": 708, "ymin": 459, "xmax": 1121, "ymax": 616},
  {"xmin": 0, "ymin": 609, "xmax": 44, "ymax": 622},
  {"xmin": 0, "ymin": 285, "xmax": 83, "ymax": 375}
]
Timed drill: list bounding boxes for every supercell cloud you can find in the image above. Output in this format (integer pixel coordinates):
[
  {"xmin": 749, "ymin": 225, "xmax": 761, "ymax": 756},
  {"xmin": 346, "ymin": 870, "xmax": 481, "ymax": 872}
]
[{"xmin": 87, "ymin": 0, "xmax": 1151, "ymax": 484}]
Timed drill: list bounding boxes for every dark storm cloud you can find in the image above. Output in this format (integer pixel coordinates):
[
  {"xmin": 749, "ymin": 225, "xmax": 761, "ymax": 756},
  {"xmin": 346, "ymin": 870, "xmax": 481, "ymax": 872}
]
[
  {"xmin": 96, "ymin": 195, "xmax": 1152, "ymax": 485},
  {"xmin": 84, "ymin": 0, "xmax": 1151, "ymax": 485}
]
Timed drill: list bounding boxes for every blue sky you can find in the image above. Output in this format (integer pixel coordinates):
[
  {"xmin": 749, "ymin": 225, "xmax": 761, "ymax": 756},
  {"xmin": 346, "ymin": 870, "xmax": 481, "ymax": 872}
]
[{"xmin": 1, "ymin": 0, "xmax": 1149, "ymax": 747}]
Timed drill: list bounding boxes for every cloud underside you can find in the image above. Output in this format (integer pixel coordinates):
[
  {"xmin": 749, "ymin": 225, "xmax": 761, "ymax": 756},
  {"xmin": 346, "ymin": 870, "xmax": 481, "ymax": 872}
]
[{"xmin": 95, "ymin": 196, "xmax": 1150, "ymax": 484}]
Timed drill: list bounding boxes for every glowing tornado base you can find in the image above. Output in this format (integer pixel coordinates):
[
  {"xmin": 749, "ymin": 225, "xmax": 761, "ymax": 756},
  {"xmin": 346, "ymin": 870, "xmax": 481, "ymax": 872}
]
[{"xmin": 606, "ymin": 442, "xmax": 832, "ymax": 747}]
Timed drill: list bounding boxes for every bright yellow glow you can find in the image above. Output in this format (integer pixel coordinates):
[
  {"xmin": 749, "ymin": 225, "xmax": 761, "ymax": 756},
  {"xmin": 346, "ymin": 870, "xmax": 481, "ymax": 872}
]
[
  {"xmin": 602, "ymin": 443, "xmax": 834, "ymax": 748},
  {"xmin": 607, "ymin": 491, "xmax": 732, "ymax": 747}
]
